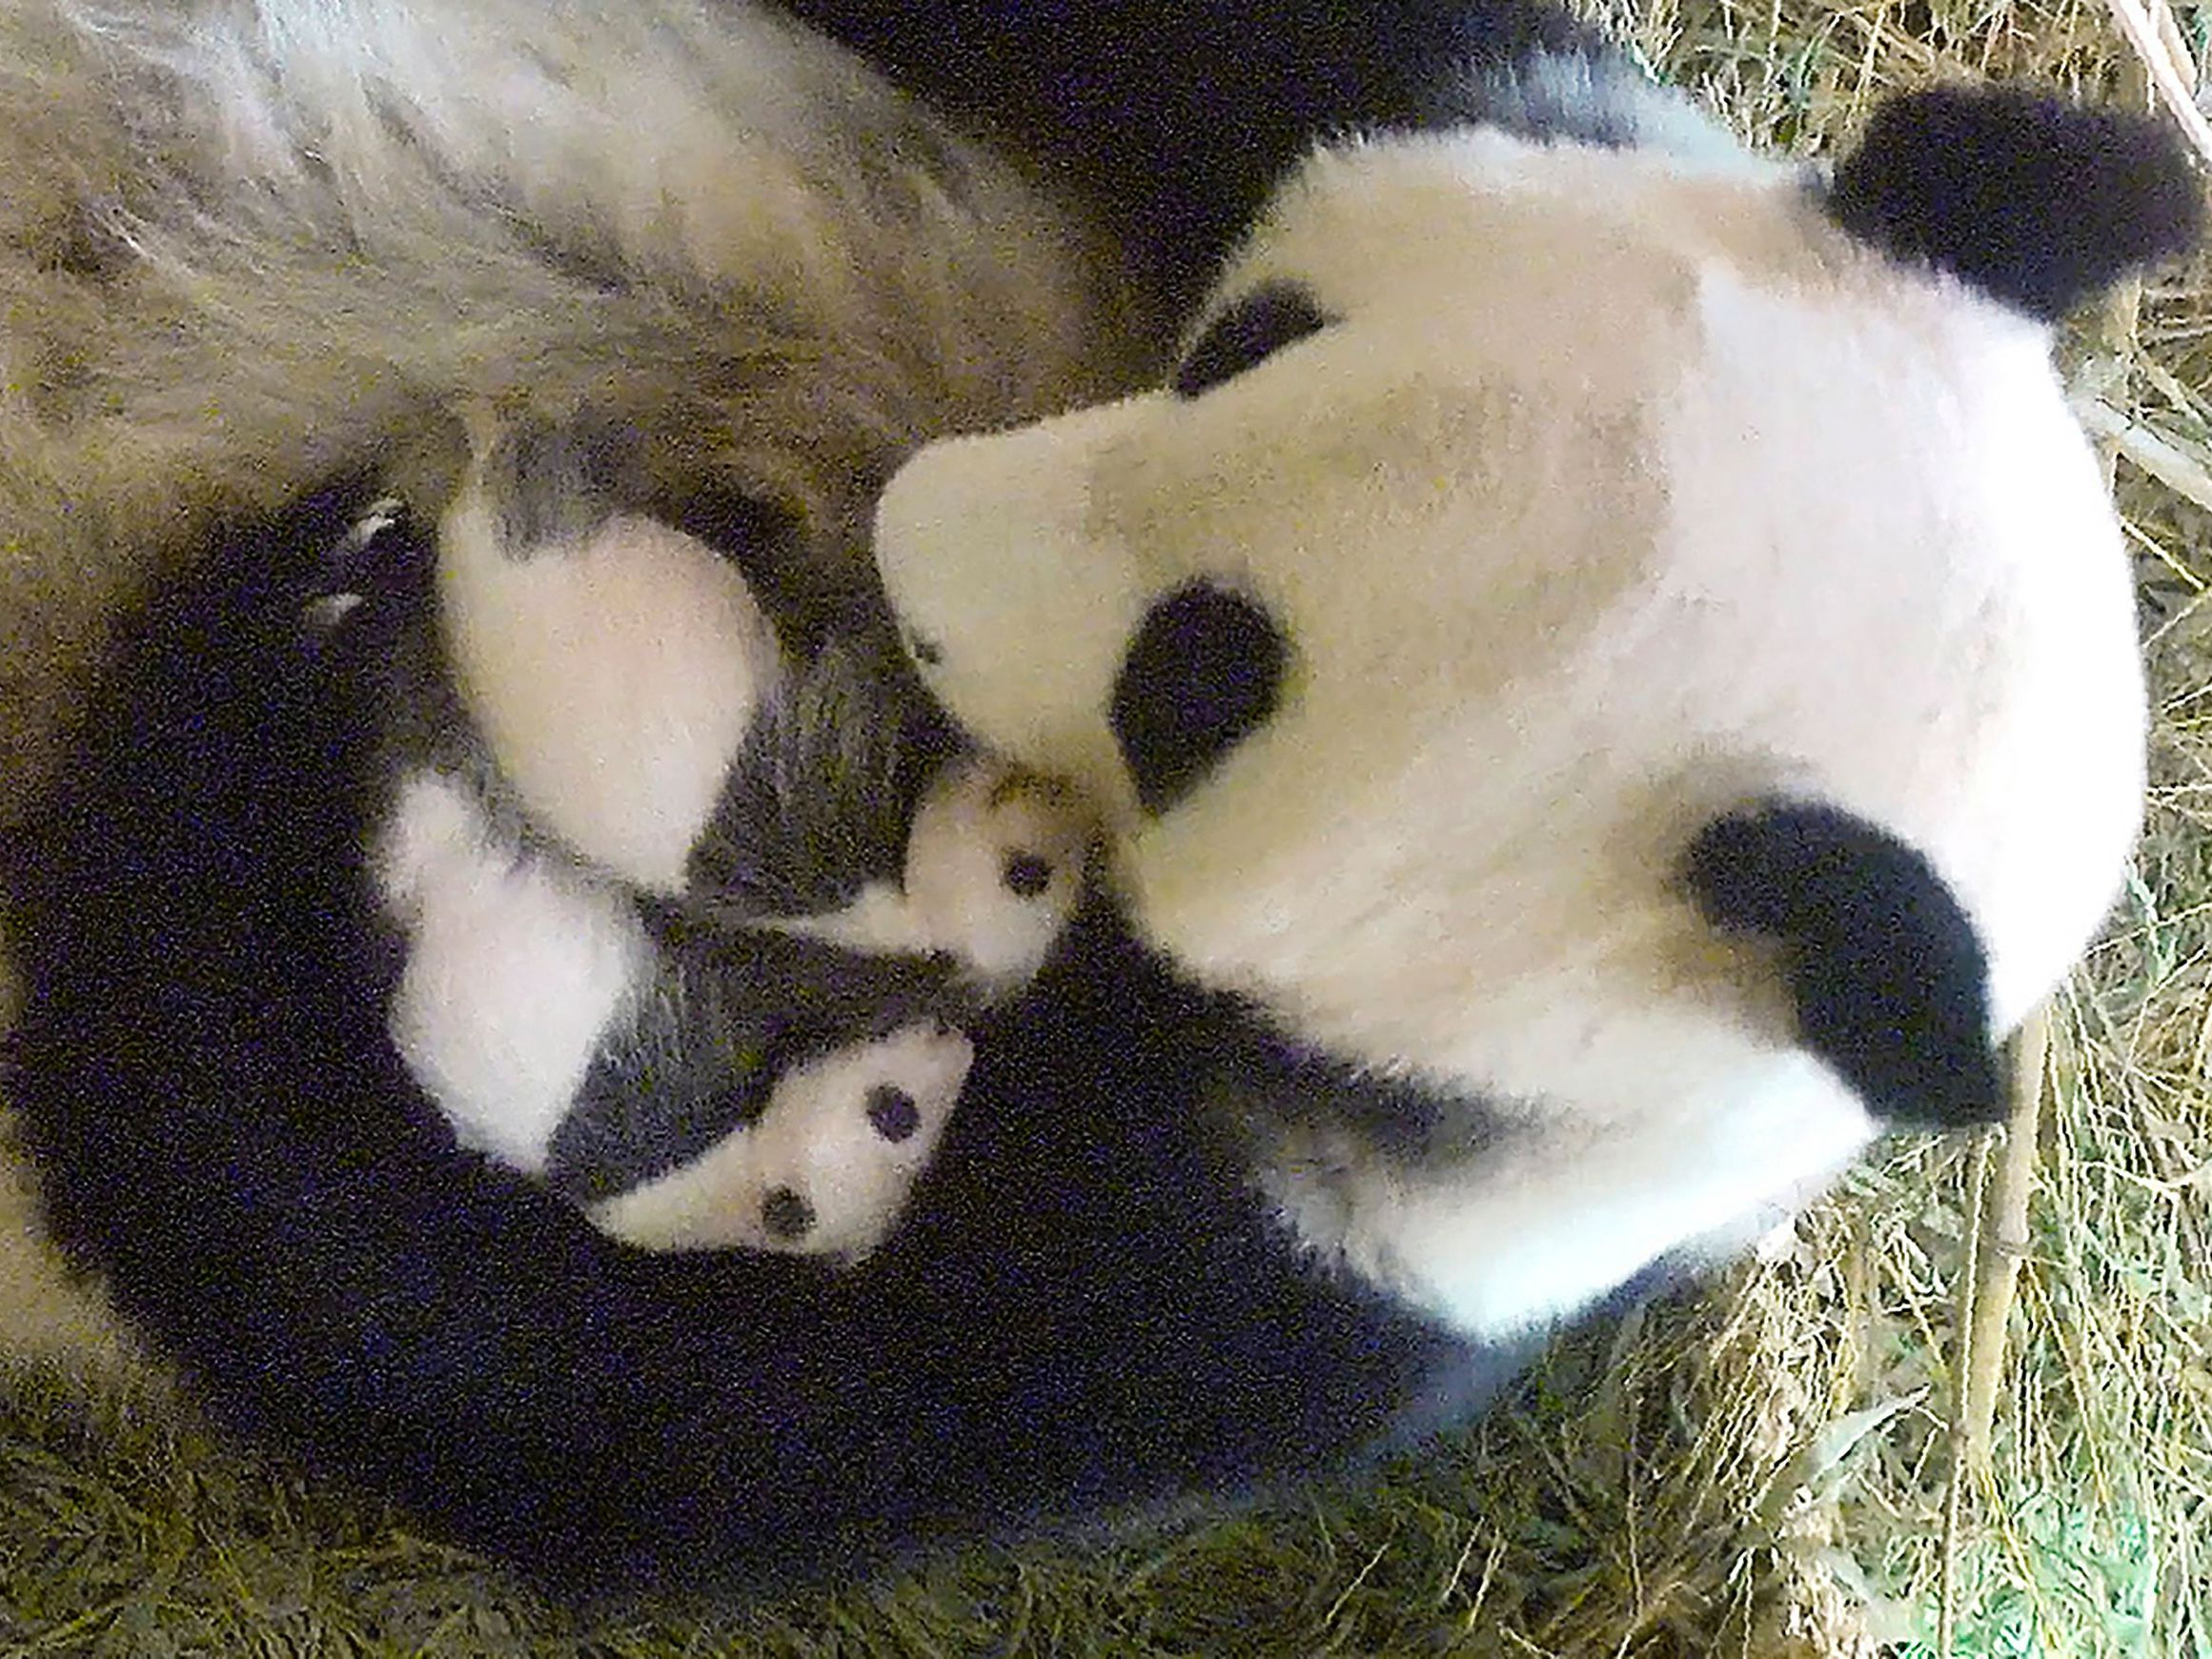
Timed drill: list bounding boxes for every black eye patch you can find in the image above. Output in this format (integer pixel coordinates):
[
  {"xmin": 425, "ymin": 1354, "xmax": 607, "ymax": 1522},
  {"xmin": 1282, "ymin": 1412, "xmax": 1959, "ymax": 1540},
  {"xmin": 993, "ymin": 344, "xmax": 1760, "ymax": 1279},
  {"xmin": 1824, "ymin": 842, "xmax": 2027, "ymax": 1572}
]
[
  {"xmin": 1109, "ymin": 581, "xmax": 1288, "ymax": 814},
  {"xmin": 1171, "ymin": 281, "xmax": 1331, "ymax": 397}
]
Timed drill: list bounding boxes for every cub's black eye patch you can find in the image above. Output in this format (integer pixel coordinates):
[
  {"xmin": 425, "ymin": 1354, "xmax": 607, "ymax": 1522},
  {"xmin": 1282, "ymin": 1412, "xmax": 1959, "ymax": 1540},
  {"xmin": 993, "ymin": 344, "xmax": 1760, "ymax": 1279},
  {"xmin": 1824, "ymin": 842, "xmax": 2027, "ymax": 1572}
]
[
  {"xmin": 1172, "ymin": 281, "xmax": 1331, "ymax": 397},
  {"xmin": 1109, "ymin": 581, "xmax": 1288, "ymax": 814},
  {"xmin": 866, "ymin": 1084, "xmax": 921, "ymax": 1143},
  {"xmin": 1001, "ymin": 851, "xmax": 1054, "ymax": 898},
  {"xmin": 761, "ymin": 1186, "xmax": 816, "ymax": 1241}
]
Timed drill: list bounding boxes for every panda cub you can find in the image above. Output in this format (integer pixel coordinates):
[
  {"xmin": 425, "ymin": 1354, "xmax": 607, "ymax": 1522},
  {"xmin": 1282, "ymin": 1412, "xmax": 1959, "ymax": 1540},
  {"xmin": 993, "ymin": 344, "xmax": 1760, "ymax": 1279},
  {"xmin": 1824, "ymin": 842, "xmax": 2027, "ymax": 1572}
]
[{"xmin": 314, "ymin": 415, "xmax": 1095, "ymax": 1260}]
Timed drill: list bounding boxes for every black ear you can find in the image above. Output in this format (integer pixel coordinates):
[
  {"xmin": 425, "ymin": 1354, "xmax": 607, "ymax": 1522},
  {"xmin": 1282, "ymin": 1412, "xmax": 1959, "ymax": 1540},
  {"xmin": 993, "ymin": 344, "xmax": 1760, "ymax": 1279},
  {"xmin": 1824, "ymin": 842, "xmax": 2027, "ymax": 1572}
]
[
  {"xmin": 1109, "ymin": 581, "xmax": 1289, "ymax": 814},
  {"xmin": 1826, "ymin": 84, "xmax": 2204, "ymax": 322},
  {"xmin": 1684, "ymin": 799, "xmax": 2003, "ymax": 1132}
]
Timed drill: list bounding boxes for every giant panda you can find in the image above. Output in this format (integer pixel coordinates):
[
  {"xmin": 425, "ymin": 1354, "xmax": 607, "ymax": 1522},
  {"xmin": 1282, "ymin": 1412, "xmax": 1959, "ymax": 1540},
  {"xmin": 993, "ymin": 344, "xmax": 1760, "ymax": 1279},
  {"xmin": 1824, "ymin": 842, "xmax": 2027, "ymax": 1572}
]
[
  {"xmin": 0, "ymin": 0, "xmax": 1156, "ymax": 1376},
  {"xmin": 862, "ymin": 59, "xmax": 2208, "ymax": 1341},
  {"xmin": 4, "ymin": 0, "xmax": 2202, "ymax": 1608},
  {"xmin": 318, "ymin": 414, "xmax": 1095, "ymax": 1259}
]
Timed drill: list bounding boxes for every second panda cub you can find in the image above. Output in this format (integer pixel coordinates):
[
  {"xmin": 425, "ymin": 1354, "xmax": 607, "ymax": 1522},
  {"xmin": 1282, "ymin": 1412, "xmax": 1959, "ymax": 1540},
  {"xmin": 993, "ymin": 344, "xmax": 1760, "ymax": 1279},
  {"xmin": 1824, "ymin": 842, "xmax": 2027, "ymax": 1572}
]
[{"xmin": 332, "ymin": 415, "xmax": 1095, "ymax": 1260}]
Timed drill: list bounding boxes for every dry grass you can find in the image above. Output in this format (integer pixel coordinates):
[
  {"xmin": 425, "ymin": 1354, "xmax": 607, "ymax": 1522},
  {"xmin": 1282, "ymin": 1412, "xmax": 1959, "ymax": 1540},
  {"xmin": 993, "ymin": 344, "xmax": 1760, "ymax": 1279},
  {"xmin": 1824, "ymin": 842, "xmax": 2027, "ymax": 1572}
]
[
  {"xmin": 2, "ymin": 0, "xmax": 2209, "ymax": 1653},
  {"xmin": 1587, "ymin": 0, "xmax": 2212, "ymax": 1650}
]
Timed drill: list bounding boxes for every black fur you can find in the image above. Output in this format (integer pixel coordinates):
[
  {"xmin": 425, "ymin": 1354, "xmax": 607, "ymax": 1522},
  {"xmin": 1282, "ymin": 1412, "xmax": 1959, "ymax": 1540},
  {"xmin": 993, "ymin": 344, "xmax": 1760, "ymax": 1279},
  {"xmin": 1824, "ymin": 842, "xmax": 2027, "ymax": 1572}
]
[
  {"xmin": 683, "ymin": 631, "xmax": 957, "ymax": 917},
  {"xmin": 545, "ymin": 927, "xmax": 964, "ymax": 1204},
  {"xmin": 1827, "ymin": 84, "xmax": 2205, "ymax": 323},
  {"xmin": 868, "ymin": 1084, "xmax": 921, "ymax": 1140},
  {"xmin": 1109, "ymin": 581, "xmax": 1289, "ymax": 815},
  {"xmin": 483, "ymin": 413, "xmax": 650, "ymax": 553},
  {"xmin": 1002, "ymin": 851, "xmax": 1053, "ymax": 898},
  {"xmin": 1684, "ymin": 799, "xmax": 2004, "ymax": 1131},
  {"xmin": 1207, "ymin": 1021, "xmax": 1512, "ymax": 1166},
  {"xmin": 1173, "ymin": 281, "xmax": 1333, "ymax": 396},
  {"xmin": 773, "ymin": 0, "xmax": 1610, "ymax": 307},
  {"xmin": 3, "ymin": 483, "xmax": 1525, "ymax": 1601}
]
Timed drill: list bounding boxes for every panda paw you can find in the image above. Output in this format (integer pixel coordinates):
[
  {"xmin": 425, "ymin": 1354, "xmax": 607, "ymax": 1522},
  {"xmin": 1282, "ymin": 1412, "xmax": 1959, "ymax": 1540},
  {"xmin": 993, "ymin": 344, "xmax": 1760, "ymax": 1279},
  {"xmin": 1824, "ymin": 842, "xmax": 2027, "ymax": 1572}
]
[
  {"xmin": 299, "ymin": 495, "xmax": 415, "ymax": 636},
  {"xmin": 902, "ymin": 755, "xmax": 1098, "ymax": 999}
]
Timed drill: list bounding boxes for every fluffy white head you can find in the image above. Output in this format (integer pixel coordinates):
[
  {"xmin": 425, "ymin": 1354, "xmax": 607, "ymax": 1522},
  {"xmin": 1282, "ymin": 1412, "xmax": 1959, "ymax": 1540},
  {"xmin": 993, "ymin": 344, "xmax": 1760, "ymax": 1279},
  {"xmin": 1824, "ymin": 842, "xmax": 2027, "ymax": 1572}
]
[
  {"xmin": 875, "ymin": 123, "xmax": 2151, "ymax": 1337},
  {"xmin": 774, "ymin": 754, "xmax": 1097, "ymax": 997},
  {"xmin": 589, "ymin": 1020, "xmax": 972, "ymax": 1258},
  {"xmin": 901, "ymin": 759, "xmax": 1096, "ymax": 994}
]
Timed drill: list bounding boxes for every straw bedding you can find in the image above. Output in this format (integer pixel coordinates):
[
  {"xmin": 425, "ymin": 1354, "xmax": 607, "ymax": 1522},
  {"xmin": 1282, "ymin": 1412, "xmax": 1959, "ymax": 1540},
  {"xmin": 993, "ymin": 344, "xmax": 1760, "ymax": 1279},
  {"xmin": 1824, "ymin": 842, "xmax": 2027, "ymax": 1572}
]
[{"xmin": 1, "ymin": 0, "xmax": 2205, "ymax": 1650}]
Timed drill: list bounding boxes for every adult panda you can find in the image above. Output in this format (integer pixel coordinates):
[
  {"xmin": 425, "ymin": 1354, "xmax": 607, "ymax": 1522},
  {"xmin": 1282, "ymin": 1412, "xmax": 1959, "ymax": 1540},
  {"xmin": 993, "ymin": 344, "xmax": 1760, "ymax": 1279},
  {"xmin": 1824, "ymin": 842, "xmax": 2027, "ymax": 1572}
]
[
  {"xmin": 860, "ymin": 29, "xmax": 2207, "ymax": 1341},
  {"xmin": 0, "ymin": 0, "xmax": 1532, "ymax": 1596},
  {"xmin": 3, "ymin": 0, "xmax": 2202, "ymax": 1609}
]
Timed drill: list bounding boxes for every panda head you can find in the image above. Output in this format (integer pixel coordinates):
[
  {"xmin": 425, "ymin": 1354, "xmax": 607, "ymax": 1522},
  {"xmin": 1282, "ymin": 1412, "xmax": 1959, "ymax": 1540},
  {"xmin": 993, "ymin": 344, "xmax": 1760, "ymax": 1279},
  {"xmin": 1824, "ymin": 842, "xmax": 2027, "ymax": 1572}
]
[{"xmin": 873, "ymin": 76, "xmax": 2200, "ymax": 1328}]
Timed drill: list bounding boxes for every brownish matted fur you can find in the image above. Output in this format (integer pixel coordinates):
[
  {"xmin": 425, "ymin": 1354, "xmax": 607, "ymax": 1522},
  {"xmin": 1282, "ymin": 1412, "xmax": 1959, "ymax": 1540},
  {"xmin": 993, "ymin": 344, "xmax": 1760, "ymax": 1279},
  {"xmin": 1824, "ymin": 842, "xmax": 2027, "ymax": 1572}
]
[{"xmin": 0, "ymin": 0, "xmax": 1157, "ymax": 1372}]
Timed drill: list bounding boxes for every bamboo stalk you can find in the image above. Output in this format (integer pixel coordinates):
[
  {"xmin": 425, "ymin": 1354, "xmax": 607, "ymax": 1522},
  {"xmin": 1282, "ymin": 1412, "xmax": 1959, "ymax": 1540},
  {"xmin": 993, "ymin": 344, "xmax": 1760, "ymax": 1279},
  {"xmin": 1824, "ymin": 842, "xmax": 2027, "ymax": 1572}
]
[{"xmin": 1960, "ymin": 1007, "xmax": 2053, "ymax": 1468}]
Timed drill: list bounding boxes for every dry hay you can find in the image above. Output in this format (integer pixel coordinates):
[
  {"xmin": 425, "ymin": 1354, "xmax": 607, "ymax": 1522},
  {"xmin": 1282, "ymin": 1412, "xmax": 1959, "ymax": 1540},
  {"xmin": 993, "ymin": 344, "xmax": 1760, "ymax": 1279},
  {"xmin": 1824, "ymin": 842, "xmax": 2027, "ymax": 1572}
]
[
  {"xmin": 1528, "ymin": 0, "xmax": 2212, "ymax": 1650},
  {"xmin": 0, "ymin": 0, "xmax": 2206, "ymax": 1654}
]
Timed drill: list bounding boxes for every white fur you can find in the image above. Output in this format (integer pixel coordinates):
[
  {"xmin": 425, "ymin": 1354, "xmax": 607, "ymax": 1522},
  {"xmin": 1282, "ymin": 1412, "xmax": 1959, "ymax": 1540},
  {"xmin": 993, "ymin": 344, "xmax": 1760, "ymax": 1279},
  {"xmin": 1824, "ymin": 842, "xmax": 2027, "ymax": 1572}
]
[
  {"xmin": 1, "ymin": 0, "xmax": 1145, "ymax": 1380},
  {"xmin": 591, "ymin": 1021, "xmax": 971, "ymax": 1257},
  {"xmin": 775, "ymin": 756, "xmax": 1096, "ymax": 996},
  {"xmin": 10, "ymin": 0, "xmax": 1133, "ymax": 493},
  {"xmin": 438, "ymin": 471, "xmax": 783, "ymax": 896},
  {"xmin": 876, "ymin": 124, "xmax": 2146, "ymax": 1339},
  {"xmin": 900, "ymin": 760, "xmax": 1094, "ymax": 993},
  {"xmin": 376, "ymin": 770, "xmax": 651, "ymax": 1173}
]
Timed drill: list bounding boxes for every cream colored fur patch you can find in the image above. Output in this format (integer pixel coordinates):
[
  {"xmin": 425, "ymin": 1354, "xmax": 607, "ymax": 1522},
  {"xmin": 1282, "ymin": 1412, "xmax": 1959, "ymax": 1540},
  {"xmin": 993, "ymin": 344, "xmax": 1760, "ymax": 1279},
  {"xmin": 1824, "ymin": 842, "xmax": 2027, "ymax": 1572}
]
[{"xmin": 877, "ymin": 124, "xmax": 2145, "ymax": 1340}]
